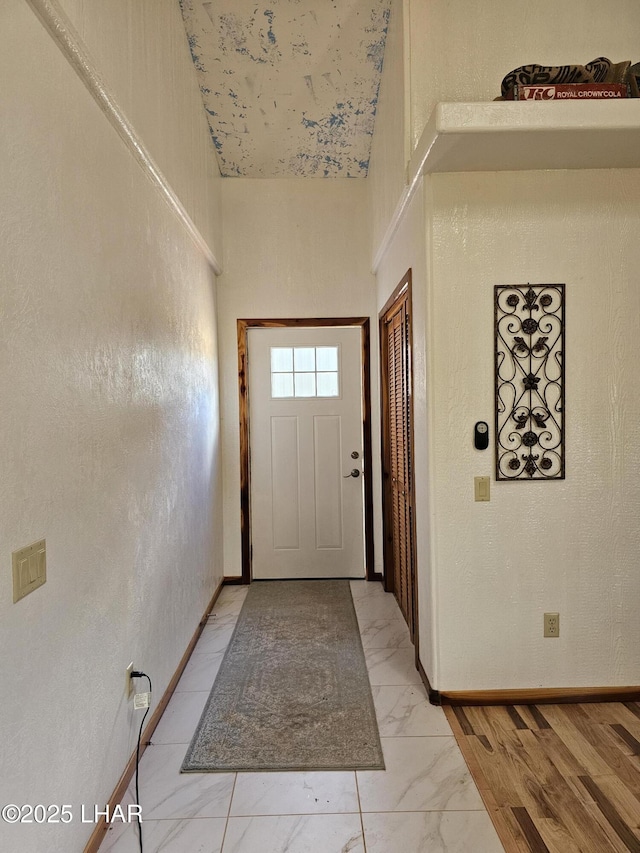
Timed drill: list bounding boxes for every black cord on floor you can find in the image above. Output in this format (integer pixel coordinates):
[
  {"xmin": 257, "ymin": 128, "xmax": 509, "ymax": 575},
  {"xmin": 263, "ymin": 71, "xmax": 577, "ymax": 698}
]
[{"xmin": 131, "ymin": 672, "xmax": 152, "ymax": 853}]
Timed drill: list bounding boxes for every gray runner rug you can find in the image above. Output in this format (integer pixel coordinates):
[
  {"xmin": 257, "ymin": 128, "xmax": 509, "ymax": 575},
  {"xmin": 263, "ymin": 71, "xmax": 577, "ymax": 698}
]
[{"xmin": 181, "ymin": 580, "xmax": 385, "ymax": 772}]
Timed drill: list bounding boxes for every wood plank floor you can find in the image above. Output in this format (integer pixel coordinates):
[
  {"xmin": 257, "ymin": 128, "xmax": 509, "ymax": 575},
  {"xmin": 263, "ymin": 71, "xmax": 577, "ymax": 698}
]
[{"xmin": 444, "ymin": 702, "xmax": 640, "ymax": 853}]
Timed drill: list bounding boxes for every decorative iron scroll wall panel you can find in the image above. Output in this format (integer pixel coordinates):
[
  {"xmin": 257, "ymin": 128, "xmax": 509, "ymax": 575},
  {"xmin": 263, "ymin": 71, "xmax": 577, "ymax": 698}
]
[{"xmin": 495, "ymin": 284, "xmax": 565, "ymax": 480}]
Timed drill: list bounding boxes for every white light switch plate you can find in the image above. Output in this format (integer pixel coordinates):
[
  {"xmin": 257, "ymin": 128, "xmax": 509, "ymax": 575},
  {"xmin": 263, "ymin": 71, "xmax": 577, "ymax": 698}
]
[
  {"xmin": 12, "ymin": 539, "xmax": 46, "ymax": 603},
  {"xmin": 474, "ymin": 477, "xmax": 490, "ymax": 502}
]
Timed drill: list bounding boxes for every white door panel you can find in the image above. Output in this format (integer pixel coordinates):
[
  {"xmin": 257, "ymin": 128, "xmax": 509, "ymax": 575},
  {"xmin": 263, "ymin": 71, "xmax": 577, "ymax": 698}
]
[
  {"xmin": 270, "ymin": 416, "xmax": 300, "ymax": 549},
  {"xmin": 249, "ymin": 326, "xmax": 365, "ymax": 579},
  {"xmin": 313, "ymin": 415, "xmax": 342, "ymax": 549}
]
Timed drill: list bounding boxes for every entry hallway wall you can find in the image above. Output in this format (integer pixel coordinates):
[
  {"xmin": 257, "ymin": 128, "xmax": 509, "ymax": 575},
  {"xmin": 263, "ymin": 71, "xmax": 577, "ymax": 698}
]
[
  {"xmin": 0, "ymin": 2, "xmax": 223, "ymax": 850},
  {"xmin": 428, "ymin": 168, "xmax": 640, "ymax": 690},
  {"xmin": 369, "ymin": 0, "xmax": 640, "ymax": 691},
  {"xmin": 217, "ymin": 178, "xmax": 380, "ymax": 579}
]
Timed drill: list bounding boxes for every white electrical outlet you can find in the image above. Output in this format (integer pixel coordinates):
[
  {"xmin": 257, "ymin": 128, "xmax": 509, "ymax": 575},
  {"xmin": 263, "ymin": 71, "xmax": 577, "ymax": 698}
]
[
  {"xmin": 126, "ymin": 662, "xmax": 135, "ymax": 699},
  {"xmin": 544, "ymin": 613, "xmax": 560, "ymax": 638}
]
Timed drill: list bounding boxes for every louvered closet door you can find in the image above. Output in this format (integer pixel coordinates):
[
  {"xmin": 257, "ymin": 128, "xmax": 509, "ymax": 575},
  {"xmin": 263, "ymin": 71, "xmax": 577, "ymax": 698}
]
[{"xmin": 384, "ymin": 294, "xmax": 415, "ymax": 636}]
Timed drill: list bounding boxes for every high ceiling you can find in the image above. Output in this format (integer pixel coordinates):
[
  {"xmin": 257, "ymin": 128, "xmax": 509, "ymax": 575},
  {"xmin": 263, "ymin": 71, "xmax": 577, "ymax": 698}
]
[{"xmin": 179, "ymin": 0, "xmax": 391, "ymax": 178}]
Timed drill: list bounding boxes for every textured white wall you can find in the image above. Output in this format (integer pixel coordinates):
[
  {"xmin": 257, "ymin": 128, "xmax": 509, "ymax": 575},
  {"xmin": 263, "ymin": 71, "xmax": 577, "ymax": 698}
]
[
  {"xmin": 429, "ymin": 168, "xmax": 640, "ymax": 690},
  {"xmin": 367, "ymin": 0, "xmax": 408, "ymax": 256},
  {"xmin": 370, "ymin": 1, "xmax": 640, "ymax": 691},
  {"xmin": 374, "ymin": 182, "xmax": 436, "ymax": 682},
  {"xmin": 409, "ymin": 0, "xmax": 640, "ymax": 148},
  {"xmin": 0, "ymin": 3, "xmax": 222, "ymax": 850},
  {"xmin": 57, "ymin": 0, "xmax": 223, "ymax": 255},
  {"xmin": 217, "ymin": 178, "xmax": 379, "ymax": 577}
]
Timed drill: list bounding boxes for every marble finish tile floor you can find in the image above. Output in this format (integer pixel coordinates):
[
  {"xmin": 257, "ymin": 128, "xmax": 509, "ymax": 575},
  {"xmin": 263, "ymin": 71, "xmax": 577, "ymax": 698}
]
[{"xmin": 100, "ymin": 582, "xmax": 503, "ymax": 853}]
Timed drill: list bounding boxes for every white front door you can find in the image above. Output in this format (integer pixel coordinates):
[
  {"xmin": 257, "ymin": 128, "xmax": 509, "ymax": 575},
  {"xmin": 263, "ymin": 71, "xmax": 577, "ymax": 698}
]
[{"xmin": 248, "ymin": 326, "xmax": 365, "ymax": 580}]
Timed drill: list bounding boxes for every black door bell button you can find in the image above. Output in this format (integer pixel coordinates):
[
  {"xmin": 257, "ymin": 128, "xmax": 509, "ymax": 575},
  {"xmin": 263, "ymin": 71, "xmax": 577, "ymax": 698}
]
[{"xmin": 474, "ymin": 421, "xmax": 489, "ymax": 450}]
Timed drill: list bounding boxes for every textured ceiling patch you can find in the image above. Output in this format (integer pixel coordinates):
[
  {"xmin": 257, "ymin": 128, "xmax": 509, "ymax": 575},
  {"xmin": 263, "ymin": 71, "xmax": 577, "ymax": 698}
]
[{"xmin": 179, "ymin": 0, "xmax": 390, "ymax": 177}]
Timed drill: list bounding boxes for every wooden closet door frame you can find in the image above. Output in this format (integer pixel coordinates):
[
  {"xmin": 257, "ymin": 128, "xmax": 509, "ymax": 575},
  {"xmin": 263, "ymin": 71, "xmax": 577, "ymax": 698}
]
[{"xmin": 379, "ymin": 270, "xmax": 418, "ymax": 644}]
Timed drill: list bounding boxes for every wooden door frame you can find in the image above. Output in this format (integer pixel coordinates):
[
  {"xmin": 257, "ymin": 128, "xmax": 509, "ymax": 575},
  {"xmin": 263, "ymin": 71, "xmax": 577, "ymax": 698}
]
[
  {"xmin": 379, "ymin": 270, "xmax": 419, "ymax": 644},
  {"xmin": 237, "ymin": 317, "xmax": 377, "ymax": 584}
]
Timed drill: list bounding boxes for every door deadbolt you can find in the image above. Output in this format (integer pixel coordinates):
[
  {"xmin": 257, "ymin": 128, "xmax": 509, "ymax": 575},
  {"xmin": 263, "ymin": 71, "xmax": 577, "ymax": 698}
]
[
  {"xmin": 351, "ymin": 451, "xmax": 360, "ymax": 459},
  {"xmin": 343, "ymin": 468, "xmax": 360, "ymax": 478}
]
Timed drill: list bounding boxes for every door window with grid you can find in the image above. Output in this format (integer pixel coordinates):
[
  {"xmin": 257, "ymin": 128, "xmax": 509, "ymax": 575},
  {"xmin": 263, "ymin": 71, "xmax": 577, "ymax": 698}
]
[{"xmin": 270, "ymin": 346, "xmax": 340, "ymax": 398}]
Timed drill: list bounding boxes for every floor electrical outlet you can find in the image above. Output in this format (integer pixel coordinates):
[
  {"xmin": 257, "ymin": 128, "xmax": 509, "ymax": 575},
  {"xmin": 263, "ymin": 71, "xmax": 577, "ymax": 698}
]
[
  {"xmin": 544, "ymin": 612, "xmax": 560, "ymax": 638},
  {"xmin": 126, "ymin": 662, "xmax": 134, "ymax": 699}
]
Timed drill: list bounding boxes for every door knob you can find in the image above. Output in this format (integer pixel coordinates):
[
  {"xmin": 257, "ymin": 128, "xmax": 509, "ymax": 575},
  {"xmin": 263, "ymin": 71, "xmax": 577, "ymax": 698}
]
[{"xmin": 343, "ymin": 468, "xmax": 360, "ymax": 478}]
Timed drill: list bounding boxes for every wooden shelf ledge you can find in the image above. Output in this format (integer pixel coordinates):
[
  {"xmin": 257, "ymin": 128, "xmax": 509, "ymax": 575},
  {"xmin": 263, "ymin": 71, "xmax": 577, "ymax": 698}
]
[{"xmin": 409, "ymin": 100, "xmax": 640, "ymax": 179}]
